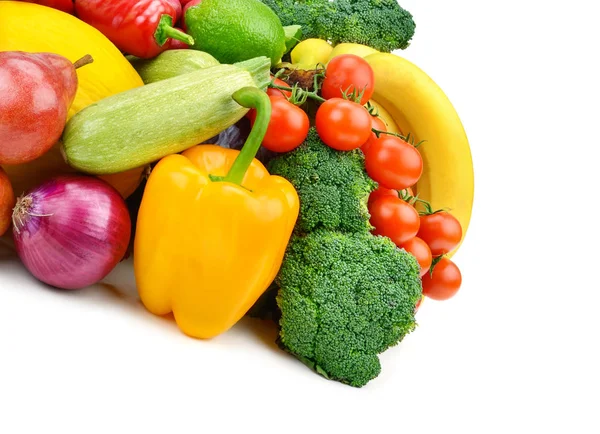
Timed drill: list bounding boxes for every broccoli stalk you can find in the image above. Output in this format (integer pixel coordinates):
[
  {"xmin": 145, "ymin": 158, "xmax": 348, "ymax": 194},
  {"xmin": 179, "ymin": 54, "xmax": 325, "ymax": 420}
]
[
  {"xmin": 263, "ymin": 128, "xmax": 423, "ymax": 388},
  {"xmin": 259, "ymin": 0, "xmax": 416, "ymax": 53}
]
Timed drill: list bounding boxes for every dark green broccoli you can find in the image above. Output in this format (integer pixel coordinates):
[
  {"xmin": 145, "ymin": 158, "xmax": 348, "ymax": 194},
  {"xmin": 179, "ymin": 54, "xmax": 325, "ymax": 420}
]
[
  {"xmin": 259, "ymin": 0, "xmax": 416, "ymax": 53},
  {"xmin": 268, "ymin": 128, "xmax": 376, "ymax": 234},
  {"xmin": 276, "ymin": 230, "xmax": 422, "ymax": 387}
]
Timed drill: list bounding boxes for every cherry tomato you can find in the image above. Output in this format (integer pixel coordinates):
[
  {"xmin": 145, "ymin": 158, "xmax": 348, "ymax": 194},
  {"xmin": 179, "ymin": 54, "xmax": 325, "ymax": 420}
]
[
  {"xmin": 250, "ymin": 96, "xmax": 309, "ymax": 153},
  {"xmin": 363, "ymin": 135, "xmax": 423, "ymax": 190},
  {"xmin": 267, "ymin": 77, "xmax": 292, "ymax": 99},
  {"xmin": 321, "ymin": 54, "xmax": 375, "ymax": 104},
  {"xmin": 400, "ymin": 237, "xmax": 433, "ymax": 277},
  {"xmin": 369, "ymin": 196, "xmax": 420, "ymax": 246},
  {"xmin": 417, "ymin": 211, "xmax": 463, "ymax": 256},
  {"xmin": 316, "ymin": 98, "xmax": 372, "ymax": 151},
  {"xmin": 421, "ymin": 257, "xmax": 462, "ymax": 301},
  {"xmin": 368, "ymin": 186, "xmax": 398, "ymax": 208},
  {"xmin": 362, "ymin": 115, "xmax": 387, "ymax": 154}
]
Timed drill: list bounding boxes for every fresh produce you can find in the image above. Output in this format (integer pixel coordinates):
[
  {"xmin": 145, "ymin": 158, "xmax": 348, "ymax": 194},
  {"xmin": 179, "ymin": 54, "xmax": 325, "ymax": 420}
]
[
  {"xmin": 363, "ymin": 135, "xmax": 423, "ymax": 191},
  {"xmin": 258, "ymin": 0, "xmax": 415, "ymax": 52},
  {"xmin": 19, "ymin": 0, "xmax": 74, "ymax": 13},
  {"xmin": 127, "ymin": 49, "xmax": 219, "ymax": 84},
  {"xmin": 0, "ymin": 168, "xmax": 15, "ymax": 236},
  {"xmin": 12, "ymin": 175, "xmax": 131, "ymax": 290},
  {"xmin": 327, "ymin": 43, "xmax": 378, "ymax": 61},
  {"xmin": 167, "ymin": 27, "xmax": 191, "ymax": 50},
  {"xmin": 265, "ymin": 130, "xmax": 421, "ymax": 387},
  {"xmin": 268, "ymin": 128, "xmax": 376, "ymax": 233},
  {"xmin": 290, "ymin": 38, "xmax": 332, "ymax": 70},
  {"xmin": 417, "ymin": 211, "xmax": 463, "ymax": 256},
  {"xmin": 0, "ymin": 1, "xmax": 144, "ymax": 118},
  {"xmin": 266, "ymin": 76, "xmax": 292, "ymax": 99},
  {"xmin": 134, "ymin": 87, "xmax": 299, "ymax": 339},
  {"xmin": 421, "ymin": 257, "xmax": 462, "ymax": 301},
  {"xmin": 2, "ymin": 156, "xmax": 146, "ymax": 200},
  {"xmin": 315, "ymin": 98, "xmax": 372, "ymax": 151},
  {"xmin": 98, "ymin": 167, "xmax": 149, "ymax": 200},
  {"xmin": 249, "ymin": 95, "xmax": 309, "ymax": 153},
  {"xmin": 0, "ymin": 51, "xmax": 92, "ymax": 165},
  {"xmin": 367, "ymin": 186, "xmax": 398, "ymax": 207},
  {"xmin": 74, "ymin": 0, "xmax": 194, "ymax": 59},
  {"xmin": 321, "ymin": 54, "xmax": 374, "ymax": 104},
  {"xmin": 400, "ymin": 237, "xmax": 432, "ymax": 277},
  {"xmin": 62, "ymin": 58, "xmax": 271, "ymax": 174},
  {"xmin": 185, "ymin": 0, "xmax": 286, "ymax": 65},
  {"xmin": 275, "ymin": 230, "xmax": 421, "ymax": 387},
  {"xmin": 365, "ymin": 52, "xmax": 474, "ymax": 255},
  {"xmin": 362, "ymin": 114, "xmax": 387, "ymax": 152},
  {"xmin": 369, "ymin": 195, "xmax": 420, "ymax": 246}
]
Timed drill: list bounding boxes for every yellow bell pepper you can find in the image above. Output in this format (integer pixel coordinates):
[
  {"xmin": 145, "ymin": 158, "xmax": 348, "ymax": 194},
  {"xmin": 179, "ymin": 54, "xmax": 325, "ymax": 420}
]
[{"xmin": 134, "ymin": 87, "xmax": 299, "ymax": 339}]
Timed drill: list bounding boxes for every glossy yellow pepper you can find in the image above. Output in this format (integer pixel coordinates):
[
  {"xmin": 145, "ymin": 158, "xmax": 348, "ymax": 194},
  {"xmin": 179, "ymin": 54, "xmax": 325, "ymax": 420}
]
[{"xmin": 134, "ymin": 87, "xmax": 299, "ymax": 339}]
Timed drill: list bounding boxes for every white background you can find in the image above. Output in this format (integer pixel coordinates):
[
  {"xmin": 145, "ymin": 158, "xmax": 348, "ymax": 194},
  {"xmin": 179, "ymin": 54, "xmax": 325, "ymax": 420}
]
[{"xmin": 1, "ymin": 0, "xmax": 599, "ymax": 432}]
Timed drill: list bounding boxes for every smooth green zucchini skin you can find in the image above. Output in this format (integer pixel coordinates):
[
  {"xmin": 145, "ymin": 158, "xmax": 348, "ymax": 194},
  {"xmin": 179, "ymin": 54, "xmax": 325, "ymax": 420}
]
[
  {"xmin": 128, "ymin": 50, "xmax": 220, "ymax": 84},
  {"xmin": 62, "ymin": 60, "xmax": 270, "ymax": 175}
]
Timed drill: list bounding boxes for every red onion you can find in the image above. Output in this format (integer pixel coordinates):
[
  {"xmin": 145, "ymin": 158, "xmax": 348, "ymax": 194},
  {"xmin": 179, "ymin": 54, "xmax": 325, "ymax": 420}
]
[{"xmin": 11, "ymin": 175, "xmax": 131, "ymax": 290}]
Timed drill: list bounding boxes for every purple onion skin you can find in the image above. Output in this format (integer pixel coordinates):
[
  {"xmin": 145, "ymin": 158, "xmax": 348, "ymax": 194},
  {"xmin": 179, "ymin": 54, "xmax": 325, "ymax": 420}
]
[{"xmin": 12, "ymin": 175, "xmax": 132, "ymax": 290}]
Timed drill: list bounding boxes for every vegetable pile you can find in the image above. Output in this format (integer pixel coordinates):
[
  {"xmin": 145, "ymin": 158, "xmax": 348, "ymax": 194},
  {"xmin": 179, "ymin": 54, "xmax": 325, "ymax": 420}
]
[{"xmin": 0, "ymin": 0, "xmax": 473, "ymax": 388}]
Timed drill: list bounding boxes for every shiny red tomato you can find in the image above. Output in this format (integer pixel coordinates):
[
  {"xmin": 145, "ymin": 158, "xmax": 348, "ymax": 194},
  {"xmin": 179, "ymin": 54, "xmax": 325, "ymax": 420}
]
[
  {"xmin": 362, "ymin": 116, "xmax": 387, "ymax": 154},
  {"xmin": 369, "ymin": 196, "xmax": 420, "ymax": 246},
  {"xmin": 417, "ymin": 211, "xmax": 463, "ymax": 256},
  {"xmin": 400, "ymin": 237, "xmax": 432, "ymax": 277},
  {"xmin": 250, "ymin": 96, "xmax": 309, "ymax": 153},
  {"xmin": 421, "ymin": 257, "xmax": 462, "ymax": 300},
  {"xmin": 321, "ymin": 54, "xmax": 374, "ymax": 104},
  {"xmin": 368, "ymin": 186, "xmax": 398, "ymax": 207},
  {"xmin": 316, "ymin": 98, "xmax": 372, "ymax": 151},
  {"xmin": 363, "ymin": 135, "xmax": 423, "ymax": 190},
  {"xmin": 267, "ymin": 77, "xmax": 292, "ymax": 99}
]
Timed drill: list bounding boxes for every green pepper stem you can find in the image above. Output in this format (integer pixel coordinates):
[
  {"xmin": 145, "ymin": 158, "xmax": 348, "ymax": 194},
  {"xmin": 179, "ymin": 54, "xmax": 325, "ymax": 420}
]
[
  {"xmin": 155, "ymin": 15, "xmax": 195, "ymax": 46},
  {"xmin": 224, "ymin": 87, "xmax": 272, "ymax": 185}
]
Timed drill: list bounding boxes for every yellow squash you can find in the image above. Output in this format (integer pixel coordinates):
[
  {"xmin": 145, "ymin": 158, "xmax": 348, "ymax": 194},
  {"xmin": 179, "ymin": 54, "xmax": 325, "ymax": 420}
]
[{"xmin": 0, "ymin": 1, "xmax": 146, "ymax": 198}]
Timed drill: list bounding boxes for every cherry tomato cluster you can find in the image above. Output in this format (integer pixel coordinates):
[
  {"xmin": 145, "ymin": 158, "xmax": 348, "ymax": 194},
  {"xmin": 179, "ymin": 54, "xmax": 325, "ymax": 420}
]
[{"xmin": 257, "ymin": 55, "xmax": 465, "ymax": 305}]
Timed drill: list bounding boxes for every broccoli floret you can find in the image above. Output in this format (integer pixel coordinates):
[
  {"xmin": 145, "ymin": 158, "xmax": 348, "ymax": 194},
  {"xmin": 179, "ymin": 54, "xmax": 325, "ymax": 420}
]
[
  {"xmin": 268, "ymin": 128, "xmax": 376, "ymax": 234},
  {"xmin": 259, "ymin": 0, "xmax": 416, "ymax": 52},
  {"xmin": 276, "ymin": 230, "xmax": 422, "ymax": 387}
]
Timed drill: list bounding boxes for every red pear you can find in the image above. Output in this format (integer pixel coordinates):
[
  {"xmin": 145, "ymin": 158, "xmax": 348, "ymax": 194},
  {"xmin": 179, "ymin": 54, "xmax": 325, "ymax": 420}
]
[
  {"xmin": 0, "ymin": 167, "xmax": 15, "ymax": 236},
  {"xmin": 0, "ymin": 51, "xmax": 93, "ymax": 165}
]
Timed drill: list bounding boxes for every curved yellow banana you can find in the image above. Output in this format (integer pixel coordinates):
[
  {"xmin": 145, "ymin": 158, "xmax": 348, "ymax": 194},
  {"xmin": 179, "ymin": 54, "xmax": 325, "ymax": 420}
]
[
  {"xmin": 367, "ymin": 100, "xmax": 402, "ymax": 135},
  {"xmin": 365, "ymin": 53, "xmax": 474, "ymax": 256}
]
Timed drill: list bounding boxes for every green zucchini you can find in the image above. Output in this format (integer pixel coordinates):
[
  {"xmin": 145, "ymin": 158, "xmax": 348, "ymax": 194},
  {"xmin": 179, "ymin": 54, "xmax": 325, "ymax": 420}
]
[
  {"xmin": 128, "ymin": 50, "xmax": 220, "ymax": 84},
  {"xmin": 62, "ymin": 57, "xmax": 270, "ymax": 175}
]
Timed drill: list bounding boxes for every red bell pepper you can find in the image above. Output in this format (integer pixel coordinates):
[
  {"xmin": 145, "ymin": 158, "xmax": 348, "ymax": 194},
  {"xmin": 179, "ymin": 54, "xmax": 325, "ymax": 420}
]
[
  {"xmin": 75, "ymin": 0, "xmax": 194, "ymax": 59},
  {"xmin": 21, "ymin": 0, "xmax": 74, "ymax": 14}
]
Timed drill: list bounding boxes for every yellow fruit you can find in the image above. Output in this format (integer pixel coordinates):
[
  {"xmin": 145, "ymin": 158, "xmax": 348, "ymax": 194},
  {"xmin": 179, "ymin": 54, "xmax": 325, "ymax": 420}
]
[
  {"xmin": 0, "ymin": 1, "xmax": 145, "ymax": 198},
  {"xmin": 0, "ymin": 1, "xmax": 143, "ymax": 119},
  {"xmin": 365, "ymin": 53, "xmax": 474, "ymax": 256},
  {"xmin": 328, "ymin": 43, "xmax": 379, "ymax": 61},
  {"xmin": 366, "ymin": 100, "xmax": 402, "ymax": 135},
  {"xmin": 291, "ymin": 38, "xmax": 333, "ymax": 69}
]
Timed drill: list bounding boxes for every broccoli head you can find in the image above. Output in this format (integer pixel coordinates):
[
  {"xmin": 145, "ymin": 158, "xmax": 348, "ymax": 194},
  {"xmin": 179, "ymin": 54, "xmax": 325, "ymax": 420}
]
[
  {"xmin": 276, "ymin": 230, "xmax": 422, "ymax": 387},
  {"xmin": 259, "ymin": 0, "xmax": 416, "ymax": 53},
  {"xmin": 268, "ymin": 128, "xmax": 376, "ymax": 234}
]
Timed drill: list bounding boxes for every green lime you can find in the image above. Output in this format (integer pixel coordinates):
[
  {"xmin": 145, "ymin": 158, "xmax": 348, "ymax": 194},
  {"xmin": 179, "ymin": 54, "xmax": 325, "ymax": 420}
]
[{"xmin": 185, "ymin": 0, "xmax": 286, "ymax": 66}]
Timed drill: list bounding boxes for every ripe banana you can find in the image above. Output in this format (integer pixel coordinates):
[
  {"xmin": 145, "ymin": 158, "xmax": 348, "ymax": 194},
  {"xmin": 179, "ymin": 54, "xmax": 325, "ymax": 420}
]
[{"xmin": 364, "ymin": 53, "xmax": 474, "ymax": 256}]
